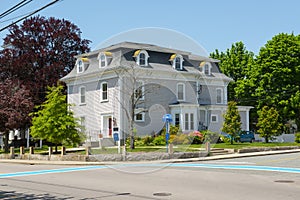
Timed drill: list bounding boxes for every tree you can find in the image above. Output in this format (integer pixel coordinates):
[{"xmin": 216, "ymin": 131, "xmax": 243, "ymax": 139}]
[
  {"xmin": 30, "ymin": 84, "xmax": 84, "ymax": 150},
  {"xmin": 210, "ymin": 42, "xmax": 254, "ymax": 102},
  {"xmin": 222, "ymin": 101, "xmax": 242, "ymax": 144},
  {"xmin": 115, "ymin": 65, "xmax": 161, "ymax": 149},
  {"xmin": 0, "ymin": 78, "xmax": 34, "ymax": 152},
  {"xmin": 257, "ymin": 106, "xmax": 282, "ymax": 143},
  {"xmin": 0, "ymin": 15, "xmax": 90, "ymax": 106},
  {"xmin": 239, "ymin": 33, "xmax": 300, "ymax": 126}
]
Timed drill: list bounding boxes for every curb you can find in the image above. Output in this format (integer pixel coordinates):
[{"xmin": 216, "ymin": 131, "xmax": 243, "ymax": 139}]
[{"xmin": 1, "ymin": 149, "xmax": 300, "ymax": 166}]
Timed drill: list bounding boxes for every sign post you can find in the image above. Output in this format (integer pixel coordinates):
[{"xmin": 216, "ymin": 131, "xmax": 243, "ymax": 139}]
[{"xmin": 162, "ymin": 114, "xmax": 173, "ymax": 153}]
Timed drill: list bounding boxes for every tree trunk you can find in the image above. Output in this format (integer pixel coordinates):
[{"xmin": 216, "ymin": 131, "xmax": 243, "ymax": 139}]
[
  {"xmin": 130, "ymin": 135, "xmax": 135, "ymax": 149},
  {"xmin": 265, "ymin": 136, "xmax": 269, "ymax": 143},
  {"xmin": 3, "ymin": 131, "xmax": 9, "ymax": 153}
]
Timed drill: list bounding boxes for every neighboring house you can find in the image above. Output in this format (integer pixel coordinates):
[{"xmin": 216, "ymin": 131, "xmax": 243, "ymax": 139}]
[{"xmin": 61, "ymin": 42, "xmax": 252, "ymax": 144}]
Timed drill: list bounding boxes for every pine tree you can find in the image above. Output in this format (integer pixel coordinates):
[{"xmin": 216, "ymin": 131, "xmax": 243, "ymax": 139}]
[
  {"xmin": 257, "ymin": 106, "xmax": 282, "ymax": 143},
  {"xmin": 30, "ymin": 84, "xmax": 84, "ymax": 150},
  {"xmin": 222, "ymin": 101, "xmax": 242, "ymax": 144}
]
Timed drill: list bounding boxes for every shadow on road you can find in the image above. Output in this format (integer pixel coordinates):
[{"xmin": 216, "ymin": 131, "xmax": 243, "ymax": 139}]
[{"xmin": 0, "ymin": 189, "xmax": 72, "ymax": 199}]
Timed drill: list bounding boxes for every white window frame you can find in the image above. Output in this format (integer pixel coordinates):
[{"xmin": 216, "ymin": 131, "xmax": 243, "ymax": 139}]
[
  {"xmin": 134, "ymin": 112, "xmax": 145, "ymax": 122},
  {"xmin": 77, "ymin": 60, "xmax": 84, "ymax": 73},
  {"xmin": 101, "ymin": 82, "xmax": 108, "ymax": 102},
  {"xmin": 79, "ymin": 86, "xmax": 86, "ymax": 105},
  {"xmin": 203, "ymin": 63, "xmax": 212, "ymax": 75},
  {"xmin": 80, "ymin": 116, "xmax": 86, "ymax": 133},
  {"xmin": 99, "ymin": 53, "xmax": 107, "ymax": 67},
  {"xmin": 172, "ymin": 54, "xmax": 184, "ymax": 70},
  {"xmin": 216, "ymin": 88, "xmax": 223, "ymax": 104},
  {"xmin": 211, "ymin": 114, "xmax": 218, "ymax": 123},
  {"xmin": 135, "ymin": 80, "xmax": 145, "ymax": 101},
  {"xmin": 177, "ymin": 83, "xmax": 185, "ymax": 101},
  {"xmin": 184, "ymin": 113, "xmax": 189, "ymax": 130},
  {"xmin": 190, "ymin": 113, "xmax": 194, "ymax": 130},
  {"xmin": 136, "ymin": 50, "xmax": 149, "ymax": 66}
]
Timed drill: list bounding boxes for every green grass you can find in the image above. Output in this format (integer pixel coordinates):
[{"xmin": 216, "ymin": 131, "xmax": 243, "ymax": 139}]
[{"xmin": 210, "ymin": 142, "xmax": 300, "ymax": 150}]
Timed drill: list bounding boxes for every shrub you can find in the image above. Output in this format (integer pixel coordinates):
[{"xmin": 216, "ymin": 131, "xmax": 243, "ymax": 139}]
[
  {"xmin": 142, "ymin": 135, "xmax": 154, "ymax": 146},
  {"xmin": 202, "ymin": 130, "xmax": 219, "ymax": 143},
  {"xmin": 188, "ymin": 131, "xmax": 204, "ymax": 144},
  {"xmin": 153, "ymin": 135, "xmax": 166, "ymax": 146},
  {"xmin": 160, "ymin": 125, "xmax": 181, "ymax": 135},
  {"xmin": 170, "ymin": 133, "xmax": 190, "ymax": 145},
  {"xmin": 295, "ymin": 133, "xmax": 300, "ymax": 143}
]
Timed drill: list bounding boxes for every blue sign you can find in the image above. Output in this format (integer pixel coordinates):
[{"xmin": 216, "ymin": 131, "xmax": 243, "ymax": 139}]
[
  {"xmin": 162, "ymin": 114, "xmax": 173, "ymax": 122},
  {"xmin": 165, "ymin": 133, "xmax": 170, "ymax": 141},
  {"xmin": 113, "ymin": 133, "xmax": 119, "ymax": 142}
]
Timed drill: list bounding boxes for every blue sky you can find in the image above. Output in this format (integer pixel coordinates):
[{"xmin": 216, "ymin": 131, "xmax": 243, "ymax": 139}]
[{"xmin": 1, "ymin": 0, "xmax": 299, "ymax": 55}]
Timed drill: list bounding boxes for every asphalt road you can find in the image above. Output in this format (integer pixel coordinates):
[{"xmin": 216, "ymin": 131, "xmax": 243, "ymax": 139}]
[{"xmin": 0, "ymin": 153, "xmax": 300, "ymax": 199}]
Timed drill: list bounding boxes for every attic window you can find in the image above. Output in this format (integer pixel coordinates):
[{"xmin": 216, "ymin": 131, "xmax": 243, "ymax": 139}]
[
  {"xmin": 98, "ymin": 51, "xmax": 112, "ymax": 67},
  {"xmin": 133, "ymin": 50, "xmax": 149, "ymax": 66},
  {"xmin": 199, "ymin": 62, "xmax": 212, "ymax": 75},
  {"xmin": 169, "ymin": 54, "xmax": 183, "ymax": 70},
  {"xmin": 76, "ymin": 58, "xmax": 89, "ymax": 73}
]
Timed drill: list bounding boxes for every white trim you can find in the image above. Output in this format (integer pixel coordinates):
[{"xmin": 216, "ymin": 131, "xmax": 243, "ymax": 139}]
[
  {"xmin": 79, "ymin": 86, "xmax": 86, "ymax": 105},
  {"xmin": 203, "ymin": 63, "xmax": 212, "ymax": 75},
  {"xmin": 172, "ymin": 54, "xmax": 184, "ymax": 70},
  {"xmin": 76, "ymin": 60, "xmax": 84, "ymax": 73},
  {"xmin": 98, "ymin": 52, "xmax": 107, "ymax": 67},
  {"xmin": 216, "ymin": 88, "xmax": 223, "ymax": 104},
  {"xmin": 135, "ymin": 80, "xmax": 145, "ymax": 101},
  {"xmin": 134, "ymin": 112, "xmax": 145, "ymax": 122},
  {"xmin": 100, "ymin": 82, "xmax": 108, "ymax": 102},
  {"xmin": 176, "ymin": 82, "xmax": 185, "ymax": 101},
  {"xmin": 136, "ymin": 50, "xmax": 149, "ymax": 66},
  {"xmin": 211, "ymin": 114, "xmax": 218, "ymax": 123}
]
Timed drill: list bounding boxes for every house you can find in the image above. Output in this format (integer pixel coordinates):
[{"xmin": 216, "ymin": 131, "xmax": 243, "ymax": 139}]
[{"xmin": 61, "ymin": 42, "xmax": 252, "ymax": 144}]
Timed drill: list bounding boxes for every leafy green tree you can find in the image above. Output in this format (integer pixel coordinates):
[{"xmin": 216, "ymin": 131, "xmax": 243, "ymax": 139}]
[
  {"xmin": 237, "ymin": 33, "xmax": 300, "ymax": 127},
  {"xmin": 257, "ymin": 106, "xmax": 282, "ymax": 143},
  {"xmin": 30, "ymin": 84, "xmax": 84, "ymax": 150},
  {"xmin": 210, "ymin": 42, "xmax": 254, "ymax": 102},
  {"xmin": 222, "ymin": 101, "xmax": 242, "ymax": 144}
]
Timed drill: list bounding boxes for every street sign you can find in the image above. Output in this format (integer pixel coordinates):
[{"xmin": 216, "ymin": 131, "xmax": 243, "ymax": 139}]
[
  {"xmin": 162, "ymin": 114, "xmax": 173, "ymax": 122},
  {"xmin": 113, "ymin": 132, "xmax": 119, "ymax": 142}
]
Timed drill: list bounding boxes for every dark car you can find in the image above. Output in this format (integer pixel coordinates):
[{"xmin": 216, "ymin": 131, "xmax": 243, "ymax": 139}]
[{"xmin": 238, "ymin": 131, "xmax": 255, "ymax": 143}]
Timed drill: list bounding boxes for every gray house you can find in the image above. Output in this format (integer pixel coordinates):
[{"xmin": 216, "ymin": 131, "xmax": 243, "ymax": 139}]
[{"xmin": 61, "ymin": 42, "xmax": 252, "ymax": 144}]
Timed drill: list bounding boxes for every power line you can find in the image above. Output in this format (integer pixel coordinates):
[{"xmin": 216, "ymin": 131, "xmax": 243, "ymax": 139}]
[
  {"xmin": 0, "ymin": 0, "xmax": 33, "ymax": 20},
  {"xmin": 0, "ymin": 0, "xmax": 61, "ymax": 33}
]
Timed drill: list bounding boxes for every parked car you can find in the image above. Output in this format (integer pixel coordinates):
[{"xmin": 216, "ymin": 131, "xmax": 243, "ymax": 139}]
[
  {"xmin": 237, "ymin": 131, "xmax": 255, "ymax": 143},
  {"xmin": 219, "ymin": 131, "xmax": 255, "ymax": 143}
]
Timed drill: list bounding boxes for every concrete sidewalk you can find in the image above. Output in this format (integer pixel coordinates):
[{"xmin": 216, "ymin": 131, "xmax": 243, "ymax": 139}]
[{"xmin": 1, "ymin": 148, "xmax": 300, "ymax": 166}]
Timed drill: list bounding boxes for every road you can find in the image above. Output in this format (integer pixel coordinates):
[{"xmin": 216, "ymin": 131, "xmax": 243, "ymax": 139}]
[{"xmin": 0, "ymin": 153, "xmax": 300, "ymax": 199}]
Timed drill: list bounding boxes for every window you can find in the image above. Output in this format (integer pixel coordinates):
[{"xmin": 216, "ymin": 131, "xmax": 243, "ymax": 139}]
[
  {"xmin": 98, "ymin": 52, "xmax": 112, "ymax": 67},
  {"xmin": 80, "ymin": 117, "xmax": 85, "ymax": 133},
  {"xmin": 135, "ymin": 81, "xmax": 144, "ymax": 100},
  {"xmin": 175, "ymin": 113, "xmax": 180, "ymax": 126},
  {"xmin": 216, "ymin": 88, "xmax": 223, "ymax": 104},
  {"xmin": 100, "ymin": 54, "xmax": 106, "ymax": 67},
  {"xmin": 203, "ymin": 63, "xmax": 211, "ymax": 75},
  {"xmin": 135, "ymin": 112, "xmax": 145, "ymax": 122},
  {"xmin": 76, "ymin": 58, "xmax": 89, "ymax": 73},
  {"xmin": 79, "ymin": 86, "xmax": 86, "ymax": 104},
  {"xmin": 77, "ymin": 60, "xmax": 84, "ymax": 73},
  {"xmin": 190, "ymin": 113, "xmax": 194, "ymax": 130},
  {"xmin": 170, "ymin": 54, "xmax": 183, "ymax": 70},
  {"xmin": 101, "ymin": 82, "xmax": 108, "ymax": 102},
  {"xmin": 185, "ymin": 113, "xmax": 189, "ymax": 130},
  {"xmin": 134, "ymin": 50, "xmax": 149, "ymax": 66},
  {"xmin": 177, "ymin": 83, "xmax": 185, "ymax": 101},
  {"xmin": 211, "ymin": 115, "xmax": 218, "ymax": 123}
]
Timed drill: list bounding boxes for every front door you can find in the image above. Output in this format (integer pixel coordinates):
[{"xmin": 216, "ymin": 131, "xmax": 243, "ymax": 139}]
[{"xmin": 108, "ymin": 117, "xmax": 112, "ymax": 137}]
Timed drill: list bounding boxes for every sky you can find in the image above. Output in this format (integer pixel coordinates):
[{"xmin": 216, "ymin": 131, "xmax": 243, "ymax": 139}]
[{"xmin": 0, "ymin": 0, "xmax": 300, "ymax": 56}]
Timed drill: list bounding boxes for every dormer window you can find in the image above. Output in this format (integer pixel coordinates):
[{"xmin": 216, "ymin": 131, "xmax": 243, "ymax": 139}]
[
  {"xmin": 199, "ymin": 62, "xmax": 212, "ymax": 75},
  {"xmin": 76, "ymin": 58, "xmax": 89, "ymax": 73},
  {"xmin": 133, "ymin": 50, "xmax": 149, "ymax": 66},
  {"xmin": 98, "ymin": 51, "xmax": 112, "ymax": 68},
  {"xmin": 169, "ymin": 54, "xmax": 183, "ymax": 70}
]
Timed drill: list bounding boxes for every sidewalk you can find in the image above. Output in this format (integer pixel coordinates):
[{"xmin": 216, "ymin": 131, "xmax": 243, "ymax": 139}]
[{"xmin": 1, "ymin": 148, "xmax": 300, "ymax": 166}]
